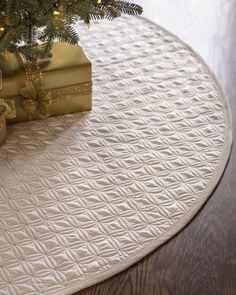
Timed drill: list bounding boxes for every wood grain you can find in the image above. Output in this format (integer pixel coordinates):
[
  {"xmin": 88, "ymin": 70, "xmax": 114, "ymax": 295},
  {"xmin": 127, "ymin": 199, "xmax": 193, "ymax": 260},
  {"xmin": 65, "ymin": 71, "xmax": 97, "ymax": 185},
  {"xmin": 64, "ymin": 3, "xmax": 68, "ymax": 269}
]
[{"xmin": 75, "ymin": 1, "xmax": 236, "ymax": 294}]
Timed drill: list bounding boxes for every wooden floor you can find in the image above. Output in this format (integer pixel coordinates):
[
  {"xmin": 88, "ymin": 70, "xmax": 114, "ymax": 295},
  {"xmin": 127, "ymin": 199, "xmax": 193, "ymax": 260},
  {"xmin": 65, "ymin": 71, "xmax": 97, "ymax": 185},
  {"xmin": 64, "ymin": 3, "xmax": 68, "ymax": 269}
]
[{"xmin": 76, "ymin": 1, "xmax": 236, "ymax": 294}]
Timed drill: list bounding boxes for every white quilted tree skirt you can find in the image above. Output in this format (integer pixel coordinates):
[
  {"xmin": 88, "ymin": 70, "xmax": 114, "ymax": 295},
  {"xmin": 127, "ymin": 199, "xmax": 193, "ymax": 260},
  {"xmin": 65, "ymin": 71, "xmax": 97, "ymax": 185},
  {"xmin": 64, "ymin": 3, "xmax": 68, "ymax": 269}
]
[{"xmin": 0, "ymin": 17, "xmax": 232, "ymax": 295}]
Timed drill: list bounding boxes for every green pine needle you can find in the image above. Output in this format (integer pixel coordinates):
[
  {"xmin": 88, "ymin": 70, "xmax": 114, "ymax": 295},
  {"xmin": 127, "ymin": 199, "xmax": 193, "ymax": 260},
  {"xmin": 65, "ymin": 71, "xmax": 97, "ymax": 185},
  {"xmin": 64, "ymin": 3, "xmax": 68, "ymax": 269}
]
[{"xmin": 0, "ymin": 0, "xmax": 143, "ymax": 60}]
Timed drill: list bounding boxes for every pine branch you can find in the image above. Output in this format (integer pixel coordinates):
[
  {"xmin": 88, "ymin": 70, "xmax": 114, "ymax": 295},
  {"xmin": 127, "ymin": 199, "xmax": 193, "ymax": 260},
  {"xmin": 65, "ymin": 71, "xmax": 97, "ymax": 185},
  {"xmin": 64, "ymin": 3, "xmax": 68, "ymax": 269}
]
[
  {"xmin": 0, "ymin": 0, "xmax": 143, "ymax": 60},
  {"xmin": 112, "ymin": 1, "xmax": 143, "ymax": 15}
]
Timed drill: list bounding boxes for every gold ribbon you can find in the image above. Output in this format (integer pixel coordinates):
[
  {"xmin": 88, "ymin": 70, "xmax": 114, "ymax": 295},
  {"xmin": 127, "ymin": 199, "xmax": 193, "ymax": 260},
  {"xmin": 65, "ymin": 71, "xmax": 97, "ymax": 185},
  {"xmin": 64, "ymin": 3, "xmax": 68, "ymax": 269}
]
[
  {"xmin": 0, "ymin": 98, "xmax": 13, "ymax": 119},
  {"xmin": 20, "ymin": 81, "xmax": 51, "ymax": 119},
  {"xmin": 18, "ymin": 54, "xmax": 52, "ymax": 119}
]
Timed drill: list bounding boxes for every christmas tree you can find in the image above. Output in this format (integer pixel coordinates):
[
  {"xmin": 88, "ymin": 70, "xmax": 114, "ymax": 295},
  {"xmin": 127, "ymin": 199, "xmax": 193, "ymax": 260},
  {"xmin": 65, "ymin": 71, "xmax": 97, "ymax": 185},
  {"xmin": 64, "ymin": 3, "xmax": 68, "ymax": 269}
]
[{"xmin": 0, "ymin": 1, "xmax": 143, "ymax": 60}]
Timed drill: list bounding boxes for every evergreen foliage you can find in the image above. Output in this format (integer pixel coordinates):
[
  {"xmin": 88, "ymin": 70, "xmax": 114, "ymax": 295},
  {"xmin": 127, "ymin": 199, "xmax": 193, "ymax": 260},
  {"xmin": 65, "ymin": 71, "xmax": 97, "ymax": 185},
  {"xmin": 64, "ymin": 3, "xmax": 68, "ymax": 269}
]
[{"xmin": 0, "ymin": 0, "xmax": 142, "ymax": 60}]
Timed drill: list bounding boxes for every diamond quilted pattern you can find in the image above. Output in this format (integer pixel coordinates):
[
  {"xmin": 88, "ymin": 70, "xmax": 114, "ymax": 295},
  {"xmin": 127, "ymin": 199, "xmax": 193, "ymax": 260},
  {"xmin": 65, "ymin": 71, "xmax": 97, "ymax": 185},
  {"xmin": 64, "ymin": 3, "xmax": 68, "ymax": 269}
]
[{"xmin": 0, "ymin": 16, "xmax": 232, "ymax": 295}]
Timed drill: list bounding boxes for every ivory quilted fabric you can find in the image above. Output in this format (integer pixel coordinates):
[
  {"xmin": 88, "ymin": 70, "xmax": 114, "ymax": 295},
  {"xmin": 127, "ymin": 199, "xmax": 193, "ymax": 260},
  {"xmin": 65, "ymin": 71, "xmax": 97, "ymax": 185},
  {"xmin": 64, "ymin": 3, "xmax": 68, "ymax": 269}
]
[{"xmin": 0, "ymin": 16, "xmax": 232, "ymax": 295}]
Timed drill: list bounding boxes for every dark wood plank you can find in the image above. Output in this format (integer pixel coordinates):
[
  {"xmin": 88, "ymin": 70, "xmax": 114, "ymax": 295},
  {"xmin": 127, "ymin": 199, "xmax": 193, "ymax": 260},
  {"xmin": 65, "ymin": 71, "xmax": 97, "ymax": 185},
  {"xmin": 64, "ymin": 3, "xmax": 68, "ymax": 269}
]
[{"xmin": 76, "ymin": 1, "xmax": 236, "ymax": 294}]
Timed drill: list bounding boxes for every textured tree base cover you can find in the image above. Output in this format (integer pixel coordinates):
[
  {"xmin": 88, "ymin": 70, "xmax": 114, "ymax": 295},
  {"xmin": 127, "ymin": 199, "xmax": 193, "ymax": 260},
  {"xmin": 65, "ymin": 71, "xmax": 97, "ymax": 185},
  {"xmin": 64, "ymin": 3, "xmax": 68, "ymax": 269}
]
[{"xmin": 0, "ymin": 16, "xmax": 232, "ymax": 295}]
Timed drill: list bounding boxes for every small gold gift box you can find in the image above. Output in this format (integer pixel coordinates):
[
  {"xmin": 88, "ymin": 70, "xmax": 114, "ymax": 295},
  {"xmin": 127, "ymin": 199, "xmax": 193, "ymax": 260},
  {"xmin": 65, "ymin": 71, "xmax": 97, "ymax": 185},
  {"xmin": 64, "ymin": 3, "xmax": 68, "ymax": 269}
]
[{"xmin": 0, "ymin": 42, "xmax": 92, "ymax": 123}]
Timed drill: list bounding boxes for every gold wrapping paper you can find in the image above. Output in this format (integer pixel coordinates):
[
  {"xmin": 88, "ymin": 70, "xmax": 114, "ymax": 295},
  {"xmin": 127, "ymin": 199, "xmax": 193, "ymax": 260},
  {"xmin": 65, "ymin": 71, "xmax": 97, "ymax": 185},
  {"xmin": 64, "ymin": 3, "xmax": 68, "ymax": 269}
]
[{"xmin": 0, "ymin": 42, "xmax": 92, "ymax": 123}]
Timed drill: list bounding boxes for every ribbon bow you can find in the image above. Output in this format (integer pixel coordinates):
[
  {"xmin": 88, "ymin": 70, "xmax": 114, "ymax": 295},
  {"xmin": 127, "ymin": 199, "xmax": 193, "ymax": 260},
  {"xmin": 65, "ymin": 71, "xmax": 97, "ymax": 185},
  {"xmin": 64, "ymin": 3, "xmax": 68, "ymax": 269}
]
[
  {"xmin": 20, "ymin": 81, "xmax": 51, "ymax": 119},
  {"xmin": 0, "ymin": 98, "xmax": 15, "ymax": 119}
]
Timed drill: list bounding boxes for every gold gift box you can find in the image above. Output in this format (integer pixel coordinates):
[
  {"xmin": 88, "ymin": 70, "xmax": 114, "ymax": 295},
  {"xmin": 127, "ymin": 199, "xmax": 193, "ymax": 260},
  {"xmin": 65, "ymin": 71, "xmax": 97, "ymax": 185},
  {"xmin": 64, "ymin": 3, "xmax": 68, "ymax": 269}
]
[{"xmin": 0, "ymin": 42, "xmax": 92, "ymax": 123}]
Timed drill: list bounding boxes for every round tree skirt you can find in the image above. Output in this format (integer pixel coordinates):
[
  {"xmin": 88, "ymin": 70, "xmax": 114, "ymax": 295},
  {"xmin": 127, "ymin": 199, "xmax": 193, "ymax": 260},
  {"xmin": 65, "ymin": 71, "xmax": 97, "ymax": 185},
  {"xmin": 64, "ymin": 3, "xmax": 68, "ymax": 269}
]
[{"xmin": 0, "ymin": 16, "xmax": 232, "ymax": 295}]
